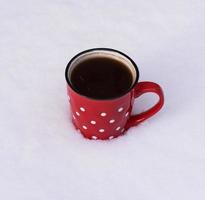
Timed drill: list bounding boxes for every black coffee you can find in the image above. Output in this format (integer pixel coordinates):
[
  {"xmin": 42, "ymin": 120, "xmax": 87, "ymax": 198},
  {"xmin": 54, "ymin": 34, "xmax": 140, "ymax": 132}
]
[{"xmin": 70, "ymin": 56, "xmax": 133, "ymax": 99}]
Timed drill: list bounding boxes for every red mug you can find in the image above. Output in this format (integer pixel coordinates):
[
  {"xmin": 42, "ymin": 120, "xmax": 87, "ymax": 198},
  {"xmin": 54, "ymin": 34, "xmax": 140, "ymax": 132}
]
[{"xmin": 65, "ymin": 48, "xmax": 164, "ymax": 140}]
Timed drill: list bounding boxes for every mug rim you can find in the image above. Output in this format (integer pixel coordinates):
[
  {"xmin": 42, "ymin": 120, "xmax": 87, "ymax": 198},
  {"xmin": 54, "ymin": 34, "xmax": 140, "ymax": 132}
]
[{"xmin": 65, "ymin": 48, "xmax": 140, "ymax": 101}]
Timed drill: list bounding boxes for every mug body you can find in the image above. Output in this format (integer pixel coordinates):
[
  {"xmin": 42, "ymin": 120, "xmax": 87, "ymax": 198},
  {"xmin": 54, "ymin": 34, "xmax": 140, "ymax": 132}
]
[{"xmin": 68, "ymin": 85, "xmax": 135, "ymax": 140}]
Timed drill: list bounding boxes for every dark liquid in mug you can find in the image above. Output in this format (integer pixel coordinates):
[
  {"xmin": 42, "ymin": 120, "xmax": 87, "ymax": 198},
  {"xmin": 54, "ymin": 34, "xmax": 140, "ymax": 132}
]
[{"xmin": 70, "ymin": 57, "xmax": 133, "ymax": 99}]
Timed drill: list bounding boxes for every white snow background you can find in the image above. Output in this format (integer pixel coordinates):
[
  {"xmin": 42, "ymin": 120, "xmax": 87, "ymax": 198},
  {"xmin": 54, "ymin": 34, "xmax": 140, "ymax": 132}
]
[{"xmin": 0, "ymin": 0, "xmax": 205, "ymax": 199}]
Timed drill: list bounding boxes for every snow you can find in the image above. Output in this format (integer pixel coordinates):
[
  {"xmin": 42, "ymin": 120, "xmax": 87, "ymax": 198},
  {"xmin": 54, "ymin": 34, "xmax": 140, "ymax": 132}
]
[{"xmin": 0, "ymin": 0, "xmax": 205, "ymax": 199}]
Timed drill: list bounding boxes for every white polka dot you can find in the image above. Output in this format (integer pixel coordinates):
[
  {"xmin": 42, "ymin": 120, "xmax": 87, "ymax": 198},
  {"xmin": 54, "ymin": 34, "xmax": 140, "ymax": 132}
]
[
  {"xmin": 92, "ymin": 136, "xmax": 97, "ymax": 140},
  {"xmin": 121, "ymin": 128, "xmax": 125, "ymax": 133},
  {"xmin": 80, "ymin": 107, "xmax": 85, "ymax": 112},
  {"xmin": 109, "ymin": 136, "xmax": 114, "ymax": 140},
  {"xmin": 82, "ymin": 125, "xmax": 87, "ymax": 130},
  {"xmin": 73, "ymin": 115, "xmax": 76, "ymax": 119},
  {"xmin": 90, "ymin": 120, "xmax": 96, "ymax": 125},
  {"xmin": 99, "ymin": 129, "xmax": 105, "ymax": 133},
  {"xmin": 100, "ymin": 112, "xmax": 107, "ymax": 117},
  {"xmin": 118, "ymin": 107, "xmax": 124, "ymax": 112},
  {"xmin": 125, "ymin": 112, "xmax": 129, "ymax": 117},
  {"xmin": 109, "ymin": 119, "xmax": 115, "ymax": 123},
  {"xmin": 116, "ymin": 126, "xmax": 121, "ymax": 131},
  {"xmin": 76, "ymin": 112, "xmax": 80, "ymax": 116}
]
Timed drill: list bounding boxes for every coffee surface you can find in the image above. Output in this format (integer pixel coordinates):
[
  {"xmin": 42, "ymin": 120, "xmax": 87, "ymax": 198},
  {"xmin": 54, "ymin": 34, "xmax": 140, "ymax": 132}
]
[{"xmin": 70, "ymin": 57, "xmax": 133, "ymax": 99}]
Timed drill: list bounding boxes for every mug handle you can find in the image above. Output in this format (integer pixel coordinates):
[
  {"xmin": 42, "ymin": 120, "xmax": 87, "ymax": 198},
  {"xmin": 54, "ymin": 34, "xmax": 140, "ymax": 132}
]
[{"xmin": 125, "ymin": 81, "xmax": 164, "ymax": 129}]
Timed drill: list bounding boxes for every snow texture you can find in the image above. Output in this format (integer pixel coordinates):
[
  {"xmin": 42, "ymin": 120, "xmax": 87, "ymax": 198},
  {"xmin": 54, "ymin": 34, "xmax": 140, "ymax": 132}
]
[{"xmin": 0, "ymin": 0, "xmax": 205, "ymax": 199}]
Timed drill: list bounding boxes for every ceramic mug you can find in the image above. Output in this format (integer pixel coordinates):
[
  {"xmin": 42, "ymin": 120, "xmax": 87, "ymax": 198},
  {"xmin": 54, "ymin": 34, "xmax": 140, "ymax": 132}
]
[{"xmin": 65, "ymin": 48, "xmax": 164, "ymax": 140}]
